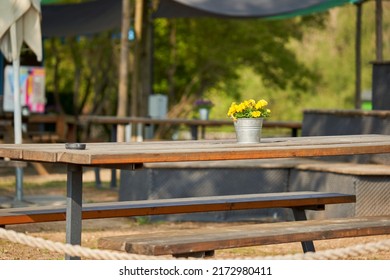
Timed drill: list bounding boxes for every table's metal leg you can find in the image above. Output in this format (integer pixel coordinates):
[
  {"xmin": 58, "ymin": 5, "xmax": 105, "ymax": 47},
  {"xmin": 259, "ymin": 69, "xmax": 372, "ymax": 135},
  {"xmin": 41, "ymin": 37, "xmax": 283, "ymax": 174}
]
[
  {"xmin": 110, "ymin": 124, "xmax": 118, "ymax": 188},
  {"xmin": 94, "ymin": 167, "xmax": 102, "ymax": 189},
  {"xmin": 66, "ymin": 164, "xmax": 83, "ymax": 260},
  {"xmin": 110, "ymin": 169, "xmax": 117, "ymax": 189},
  {"xmin": 15, "ymin": 166, "xmax": 24, "ymax": 201},
  {"xmin": 292, "ymin": 128, "xmax": 298, "ymax": 137},
  {"xmin": 201, "ymin": 125, "xmax": 206, "ymax": 139},
  {"xmin": 292, "ymin": 208, "xmax": 316, "ymax": 253},
  {"xmin": 190, "ymin": 125, "xmax": 198, "ymax": 140}
]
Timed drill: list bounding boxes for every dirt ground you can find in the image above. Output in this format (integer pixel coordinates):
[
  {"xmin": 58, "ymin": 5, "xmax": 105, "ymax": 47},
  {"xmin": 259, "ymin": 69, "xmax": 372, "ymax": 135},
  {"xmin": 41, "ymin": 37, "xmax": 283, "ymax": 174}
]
[{"xmin": 1, "ymin": 163, "xmax": 390, "ymax": 260}]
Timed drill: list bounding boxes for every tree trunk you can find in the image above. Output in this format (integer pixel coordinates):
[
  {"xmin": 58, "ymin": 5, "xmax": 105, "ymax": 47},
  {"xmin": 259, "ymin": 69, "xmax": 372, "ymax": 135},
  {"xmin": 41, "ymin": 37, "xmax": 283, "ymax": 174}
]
[
  {"xmin": 117, "ymin": 0, "xmax": 132, "ymax": 142},
  {"xmin": 375, "ymin": 0, "xmax": 383, "ymax": 62},
  {"xmin": 131, "ymin": 0, "xmax": 143, "ymax": 119},
  {"xmin": 50, "ymin": 38, "xmax": 64, "ymax": 114},
  {"xmin": 139, "ymin": 0, "xmax": 152, "ymax": 117},
  {"xmin": 354, "ymin": 2, "xmax": 362, "ymax": 109},
  {"xmin": 68, "ymin": 37, "xmax": 82, "ymax": 121},
  {"xmin": 167, "ymin": 20, "xmax": 177, "ymax": 105}
]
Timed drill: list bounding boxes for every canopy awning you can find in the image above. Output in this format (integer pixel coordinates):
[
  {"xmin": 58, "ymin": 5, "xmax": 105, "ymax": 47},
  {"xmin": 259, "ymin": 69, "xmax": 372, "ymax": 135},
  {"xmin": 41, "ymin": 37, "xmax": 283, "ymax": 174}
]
[
  {"xmin": 41, "ymin": 0, "xmax": 122, "ymax": 38},
  {"xmin": 39, "ymin": 0, "xmax": 362, "ymax": 38},
  {"xmin": 153, "ymin": 0, "xmax": 361, "ymax": 19}
]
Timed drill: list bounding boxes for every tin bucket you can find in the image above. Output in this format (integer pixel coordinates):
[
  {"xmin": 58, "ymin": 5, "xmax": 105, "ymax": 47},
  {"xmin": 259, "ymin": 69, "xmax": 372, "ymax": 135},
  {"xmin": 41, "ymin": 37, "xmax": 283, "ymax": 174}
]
[{"xmin": 233, "ymin": 118, "xmax": 263, "ymax": 144}]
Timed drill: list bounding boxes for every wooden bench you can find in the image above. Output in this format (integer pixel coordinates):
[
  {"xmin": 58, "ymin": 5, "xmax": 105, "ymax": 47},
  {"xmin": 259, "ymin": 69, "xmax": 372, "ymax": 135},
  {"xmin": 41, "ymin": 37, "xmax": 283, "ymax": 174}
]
[
  {"xmin": 1, "ymin": 191, "xmax": 355, "ymax": 257},
  {"xmin": 0, "ymin": 192, "xmax": 354, "ymax": 225},
  {"xmin": 0, "ymin": 191, "xmax": 354, "ymax": 253},
  {"xmin": 97, "ymin": 216, "xmax": 390, "ymax": 258}
]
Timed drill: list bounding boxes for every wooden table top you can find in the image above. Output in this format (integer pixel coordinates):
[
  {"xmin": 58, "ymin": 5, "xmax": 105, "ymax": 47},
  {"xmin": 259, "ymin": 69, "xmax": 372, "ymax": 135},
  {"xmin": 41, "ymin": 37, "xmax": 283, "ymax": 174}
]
[{"xmin": 0, "ymin": 135, "xmax": 390, "ymax": 166}]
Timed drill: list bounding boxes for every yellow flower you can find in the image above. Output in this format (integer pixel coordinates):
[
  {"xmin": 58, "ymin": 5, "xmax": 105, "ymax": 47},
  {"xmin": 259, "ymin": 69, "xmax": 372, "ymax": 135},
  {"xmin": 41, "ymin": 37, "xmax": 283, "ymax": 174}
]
[
  {"xmin": 251, "ymin": 111, "xmax": 261, "ymax": 118},
  {"xmin": 237, "ymin": 103, "xmax": 246, "ymax": 112},
  {"xmin": 255, "ymin": 99, "xmax": 267, "ymax": 109},
  {"xmin": 245, "ymin": 99, "xmax": 255, "ymax": 107},
  {"xmin": 227, "ymin": 98, "xmax": 270, "ymax": 119},
  {"xmin": 227, "ymin": 102, "xmax": 237, "ymax": 117}
]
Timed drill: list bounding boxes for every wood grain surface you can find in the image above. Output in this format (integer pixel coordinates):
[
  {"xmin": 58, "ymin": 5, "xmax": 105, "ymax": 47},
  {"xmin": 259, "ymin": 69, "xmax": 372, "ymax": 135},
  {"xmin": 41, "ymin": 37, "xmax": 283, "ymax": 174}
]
[{"xmin": 0, "ymin": 135, "xmax": 390, "ymax": 165}]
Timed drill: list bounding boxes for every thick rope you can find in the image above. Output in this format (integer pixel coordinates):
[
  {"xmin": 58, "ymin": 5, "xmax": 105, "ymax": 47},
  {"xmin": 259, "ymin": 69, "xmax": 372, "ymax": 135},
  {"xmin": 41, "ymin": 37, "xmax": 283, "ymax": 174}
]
[
  {"xmin": 0, "ymin": 227, "xmax": 167, "ymax": 260},
  {"xmin": 1, "ymin": 227, "xmax": 390, "ymax": 260},
  {"xmin": 252, "ymin": 239, "xmax": 390, "ymax": 260}
]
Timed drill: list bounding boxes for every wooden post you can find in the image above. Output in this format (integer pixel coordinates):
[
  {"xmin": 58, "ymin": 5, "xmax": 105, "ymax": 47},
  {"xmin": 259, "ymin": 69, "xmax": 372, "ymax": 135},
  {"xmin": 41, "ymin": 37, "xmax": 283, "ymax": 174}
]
[
  {"xmin": 354, "ymin": 2, "xmax": 362, "ymax": 109},
  {"xmin": 140, "ymin": 1, "xmax": 152, "ymax": 117},
  {"xmin": 117, "ymin": 0, "xmax": 131, "ymax": 142},
  {"xmin": 131, "ymin": 0, "xmax": 143, "ymax": 119},
  {"xmin": 375, "ymin": 0, "xmax": 383, "ymax": 62}
]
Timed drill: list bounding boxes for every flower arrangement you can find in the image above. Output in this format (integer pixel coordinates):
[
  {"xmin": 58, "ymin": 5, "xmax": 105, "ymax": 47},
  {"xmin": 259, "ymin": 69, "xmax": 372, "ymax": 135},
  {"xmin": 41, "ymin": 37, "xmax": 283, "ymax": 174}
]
[
  {"xmin": 227, "ymin": 98, "xmax": 271, "ymax": 120},
  {"xmin": 194, "ymin": 99, "xmax": 214, "ymax": 110}
]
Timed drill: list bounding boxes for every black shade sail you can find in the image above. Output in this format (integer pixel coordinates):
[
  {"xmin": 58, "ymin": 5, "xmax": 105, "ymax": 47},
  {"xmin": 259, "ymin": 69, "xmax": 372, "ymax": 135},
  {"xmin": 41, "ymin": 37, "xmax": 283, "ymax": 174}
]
[{"xmin": 40, "ymin": 0, "xmax": 360, "ymax": 38}]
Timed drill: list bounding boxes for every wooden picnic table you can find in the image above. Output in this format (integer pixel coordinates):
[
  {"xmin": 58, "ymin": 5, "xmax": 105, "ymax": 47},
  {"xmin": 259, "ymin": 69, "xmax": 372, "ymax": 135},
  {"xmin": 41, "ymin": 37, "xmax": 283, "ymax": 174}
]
[
  {"xmin": 1, "ymin": 134, "xmax": 390, "ymax": 259},
  {"xmin": 0, "ymin": 113, "xmax": 77, "ymax": 143}
]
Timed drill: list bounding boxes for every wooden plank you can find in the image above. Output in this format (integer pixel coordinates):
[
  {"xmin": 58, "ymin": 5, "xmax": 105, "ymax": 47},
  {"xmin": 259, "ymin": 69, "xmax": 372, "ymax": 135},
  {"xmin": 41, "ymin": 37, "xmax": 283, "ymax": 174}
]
[
  {"xmin": 304, "ymin": 109, "xmax": 390, "ymax": 117},
  {"xmin": 295, "ymin": 162, "xmax": 390, "ymax": 176},
  {"xmin": 75, "ymin": 142, "xmax": 390, "ymax": 165},
  {"xmin": 0, "ymin": 147, "xmax": 23, "ymax": 159},
  {"xmin": 0, "ymin": 192, "xmax": 355, "ymax": 225},
  {"xmin": 142, "ymin": 158, "xmax": 390, "ymax": 175},
  {"xmin": 142, "ymin": 158, "xmax": 318, "ymax": 169},
  {"xmin": 97, "ymin": 216, "xmax": 390, "ymax": 256},
  {"xmin": 1, "ymin": 135, "xmax": 390, "ymax": 165}
]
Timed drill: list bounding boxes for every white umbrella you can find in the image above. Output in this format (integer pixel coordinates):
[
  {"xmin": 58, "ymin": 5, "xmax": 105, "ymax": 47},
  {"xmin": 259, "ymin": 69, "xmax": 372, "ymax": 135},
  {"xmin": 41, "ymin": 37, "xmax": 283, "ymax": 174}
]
[{"xmin": 0, "ymin": 0, "xmax": 42, "ymax": 203}]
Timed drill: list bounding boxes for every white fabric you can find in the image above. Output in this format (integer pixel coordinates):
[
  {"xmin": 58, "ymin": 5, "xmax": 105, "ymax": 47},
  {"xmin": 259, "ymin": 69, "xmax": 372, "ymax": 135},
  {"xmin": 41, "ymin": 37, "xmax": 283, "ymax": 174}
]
[{"xmin": 0, "ymin": 0, "xmax": 42, "ymax": 62}]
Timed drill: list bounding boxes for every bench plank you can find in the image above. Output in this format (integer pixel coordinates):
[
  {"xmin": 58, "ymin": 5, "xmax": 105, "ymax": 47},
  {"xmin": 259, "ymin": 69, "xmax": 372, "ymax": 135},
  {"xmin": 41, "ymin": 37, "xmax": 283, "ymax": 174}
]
[
  {"xmin": 97, "ymin": 216, "xmax": 390, "ymax": 256},
  {"xmin": 0, "ymin": 192, "xmax": 355, "ymax": 226}
]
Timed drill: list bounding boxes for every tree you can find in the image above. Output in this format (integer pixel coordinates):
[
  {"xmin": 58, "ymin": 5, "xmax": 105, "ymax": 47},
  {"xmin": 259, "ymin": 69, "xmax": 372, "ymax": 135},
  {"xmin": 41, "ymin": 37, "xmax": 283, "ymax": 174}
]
[
  {"xmin": 117, "ymin": 0, "xmax": 132, "ymax": 142},
  {"xmin": 44, "ymin": 33, "xmax": 119, "ymax": 141},
  {"xmin": 152, "ymin": 16, "xmax": 324, "ymax": 119}
]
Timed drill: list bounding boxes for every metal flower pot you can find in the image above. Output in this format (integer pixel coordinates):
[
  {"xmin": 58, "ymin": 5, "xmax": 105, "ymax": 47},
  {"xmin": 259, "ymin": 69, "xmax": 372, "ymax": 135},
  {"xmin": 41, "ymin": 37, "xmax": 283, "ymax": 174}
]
[
  {"xmin": 233, "ymin": 118, "xmax": 263, "ymax": 144},
  {"xmin": 198, "ymin": 108, "xmax": 210, "ymax": 120}
]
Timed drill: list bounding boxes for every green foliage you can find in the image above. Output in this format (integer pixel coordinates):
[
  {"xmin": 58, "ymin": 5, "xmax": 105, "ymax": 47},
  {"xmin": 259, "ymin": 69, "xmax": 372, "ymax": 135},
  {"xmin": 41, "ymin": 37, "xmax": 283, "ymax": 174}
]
[
  {"xmin": 40, "ymin": 2, "xmax": 390, "ymax": 125},
  {"xmin": 152, "ymin": 16, "xmax": 322, "ymax": 111},
  {"xmin": 206, "ymin": 3, "xmax": 390, "ymax": 122},
  {"xmin": 44, "ymin": 33, "xmax": 119, "ymax": 116},
  {"xmin": 289, "ymin": 3, "xmax": 390, "ymax": 115}
]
